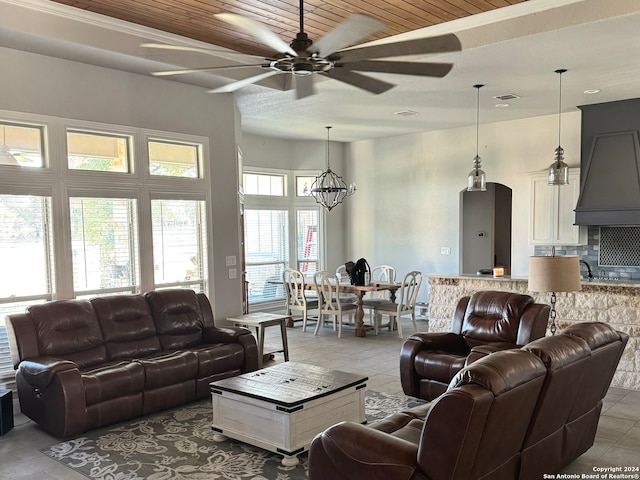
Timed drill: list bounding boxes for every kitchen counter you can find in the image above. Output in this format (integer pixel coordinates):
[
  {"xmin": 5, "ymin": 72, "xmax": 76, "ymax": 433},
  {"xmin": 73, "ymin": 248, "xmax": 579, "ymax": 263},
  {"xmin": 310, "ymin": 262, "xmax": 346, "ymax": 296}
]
[{"xmin": 427, "ymin": 274, "xmax": 639, "ymax": 391}]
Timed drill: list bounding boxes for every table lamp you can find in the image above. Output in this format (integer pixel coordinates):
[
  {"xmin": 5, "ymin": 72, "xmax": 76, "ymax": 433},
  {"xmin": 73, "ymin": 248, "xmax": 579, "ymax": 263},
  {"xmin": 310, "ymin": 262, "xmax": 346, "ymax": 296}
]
[{"xmin": 528, "ymin": 253, "xmax": 581, "ymax": 335}]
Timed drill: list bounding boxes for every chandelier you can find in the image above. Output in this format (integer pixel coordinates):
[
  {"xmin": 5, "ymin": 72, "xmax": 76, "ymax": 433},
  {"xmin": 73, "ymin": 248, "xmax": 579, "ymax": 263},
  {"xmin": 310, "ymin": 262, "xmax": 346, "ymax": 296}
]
[{"xmin": 305, "ymin": 126, "xmax": 356, "ymax": 211}]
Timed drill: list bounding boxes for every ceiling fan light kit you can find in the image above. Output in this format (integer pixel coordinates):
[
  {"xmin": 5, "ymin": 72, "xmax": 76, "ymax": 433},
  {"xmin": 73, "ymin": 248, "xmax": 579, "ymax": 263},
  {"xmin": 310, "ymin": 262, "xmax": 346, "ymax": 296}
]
[
  {"xmin": 548, "ymin": 69, "xmax": 570, "ymax": 186},
  {"xmin": 305, "ymin": 126, "xmax": 356, "ymax": 212},
  {"xmin": 467, "ymin": 84, "xmax": 487, "ymax": 192},
  {"xmin": 145, "ymin": 0, "xmax": 461, "ymax": 98}
]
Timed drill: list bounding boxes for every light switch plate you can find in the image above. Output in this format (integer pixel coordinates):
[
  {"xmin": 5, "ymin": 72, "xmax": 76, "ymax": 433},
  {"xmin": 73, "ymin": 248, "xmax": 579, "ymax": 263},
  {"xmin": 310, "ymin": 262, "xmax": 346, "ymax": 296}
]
[{"xmin": 225, "ymin": 255, "xmax": 237, "ymax": 266}]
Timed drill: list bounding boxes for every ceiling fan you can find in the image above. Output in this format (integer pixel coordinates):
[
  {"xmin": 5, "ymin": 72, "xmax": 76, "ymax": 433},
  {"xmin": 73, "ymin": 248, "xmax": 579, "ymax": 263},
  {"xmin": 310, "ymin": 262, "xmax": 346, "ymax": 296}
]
[{"xmin": 142, "ymin": 0, "xmax": 461, "ymax": 99}]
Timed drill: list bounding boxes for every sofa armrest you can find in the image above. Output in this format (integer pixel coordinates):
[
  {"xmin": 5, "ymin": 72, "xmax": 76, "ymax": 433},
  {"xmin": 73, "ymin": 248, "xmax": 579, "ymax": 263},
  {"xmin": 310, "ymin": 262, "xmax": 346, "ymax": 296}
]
[
  {"xmin": 465, "ymin": 342, "xmax": 518, "ymax": 366},
  {"xmin": 309, "ymin": 422, "xmax": 419, "ymax": 480},
  {"xmin": 400, "ymin": 333, "xmax": 468, "ymax": 397},
  {"xmin": 203, "ymin": 326, "xmax": 259, "ymax": 372},
  {"xmin": 18, "ymin": 358, "xmax": 78, "ymax": 389},
  {"xmin": 202, "ymin": 325, "xmax": 252, "ymax": 344}
]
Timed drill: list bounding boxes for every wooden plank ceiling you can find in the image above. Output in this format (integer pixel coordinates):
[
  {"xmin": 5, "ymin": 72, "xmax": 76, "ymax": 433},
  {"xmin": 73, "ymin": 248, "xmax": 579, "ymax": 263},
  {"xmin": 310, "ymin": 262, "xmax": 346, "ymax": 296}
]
[{"xmin": 50, "ymin": 0, "xmax": 527, "ymax": 57}]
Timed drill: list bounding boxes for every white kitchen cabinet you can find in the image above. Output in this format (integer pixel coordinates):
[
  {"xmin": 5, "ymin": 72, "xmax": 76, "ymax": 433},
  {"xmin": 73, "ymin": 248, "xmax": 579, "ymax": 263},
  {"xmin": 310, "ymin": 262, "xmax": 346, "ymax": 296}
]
[{"xmin": 529, "ymin": 168, "xmax": 587, "ymax": 245}]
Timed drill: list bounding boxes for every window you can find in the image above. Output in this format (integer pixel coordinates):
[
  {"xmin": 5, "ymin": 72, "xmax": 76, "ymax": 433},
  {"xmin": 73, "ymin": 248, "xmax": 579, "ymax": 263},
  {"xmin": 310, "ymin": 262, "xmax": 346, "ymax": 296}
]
[
  {"xmin": 151, "ymin": 199, "xmax": 207, "ymax": 292},
  {"xmin": 67, "ymin": 130, "xmax": 131, "ymax": 172},
  {"xmin": 296, "ymin": 175, "xmax": 316, "ymax": 197},
  {"xmin": 0, "ymin": 122, "xmax": 45, "ymax": 167},
  {"xmin": 297, "ymin": 209, "xmax": 319, "ymax": 273},
  {"xmin": 244, "ymin": 209, "xmax": 288, "ymax": 303},
  {"xmin": 243, "ymin": 170, "xmax": 323, "ymax": 306},
  {"xmin": 243, "ymin": 172, "xmax": 285, "ymax": 196},
  {"xmin": 149, "ymin": 139, "xmax": 200, "ymax": 178},
  {"xmin": 69, "ymin": 197, "xmax": 138, "ymax": 296}
]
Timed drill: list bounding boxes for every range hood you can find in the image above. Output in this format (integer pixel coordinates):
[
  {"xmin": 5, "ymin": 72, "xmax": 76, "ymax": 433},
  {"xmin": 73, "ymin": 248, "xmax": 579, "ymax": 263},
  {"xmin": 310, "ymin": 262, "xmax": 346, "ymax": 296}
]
[{"xmin": 575, "ymin": 99, "xmax": 640, "ymax": 226}]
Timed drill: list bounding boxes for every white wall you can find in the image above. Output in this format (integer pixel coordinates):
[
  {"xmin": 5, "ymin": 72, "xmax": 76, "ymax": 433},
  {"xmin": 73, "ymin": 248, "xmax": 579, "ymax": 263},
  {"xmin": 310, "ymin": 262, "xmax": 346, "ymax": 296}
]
[
  {"xmin": 0, "ymin": 46, "xmax": 244, "ymax": 321},
  {"xmin": 345, "ymin": 111, "xmax": 581, "ymax": 303}
]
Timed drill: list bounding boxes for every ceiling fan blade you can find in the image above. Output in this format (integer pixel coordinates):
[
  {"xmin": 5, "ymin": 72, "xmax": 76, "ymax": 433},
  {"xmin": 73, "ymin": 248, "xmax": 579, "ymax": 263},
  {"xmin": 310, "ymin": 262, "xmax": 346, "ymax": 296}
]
[
  {"xmin": 215, "ymin": 13, "xmax": 297, "ymax": 57},
  {"xmin": 334, "ymin": 34, "xmax": 461, "ymax": 63},
  {"xmin": 207, "ymin": 70, "xmax": 281, "ymax": 93},
  {"xmin": 152, "ymin": 64, "xmax": 267, "ymax": 76},
  {"xmin": 324, "ymin": 69, "xmax": 395, "ymax": 95},
  {"xmin": 140, "ymin": 43, "xmax": 265, "ymax": 61},
  {"xmin": 339, "ymin": 61, "xmax": 453, "ymax": 77},
  {"xmin": 310, "ymin": 14, "xmax": 385, "ymax": 58},
  {"xmin": 295, "ymin": 75, "xmax": 316, "ymax": 99}
]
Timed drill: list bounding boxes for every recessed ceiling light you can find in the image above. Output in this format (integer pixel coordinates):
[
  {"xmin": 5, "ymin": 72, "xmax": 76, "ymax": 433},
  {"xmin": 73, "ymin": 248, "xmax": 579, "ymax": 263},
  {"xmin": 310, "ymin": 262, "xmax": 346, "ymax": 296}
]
[
  {"xmin": 393, "ymin": 110, "xmax": 420, "ymax": 117},
  {"xmin": 495, "ymin": 103, "xmax": 510, "ymax": 108},
  {"xmin": 584, "ymin": 89, "xmax": 601, "ymax": 94}
]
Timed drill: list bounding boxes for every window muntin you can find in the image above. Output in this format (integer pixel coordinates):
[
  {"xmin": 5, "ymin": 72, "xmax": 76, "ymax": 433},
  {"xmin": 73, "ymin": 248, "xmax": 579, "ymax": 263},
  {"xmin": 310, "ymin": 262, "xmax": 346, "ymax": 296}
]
[
  {"xmin": 67, "ymin": 130, "xmax": 131, "ymax": 172},
  {"xmin": 151, "ymin": 199, "xmax": 207, "ymax": 293},
  {"xmin": 243, "ymin": 173, "xmax": 285, "ymax": 196},
  {"xmin": 0, "ymin": 122, "xmax": 45, "ymax": 168},
  {"xmin": 69, "ymin": 197, "xmax": 139, "ymax": 296},
  {"xmin": 245, "ymin": 209, "xmax": 288, "ymax": 303},
  {"xmin": 148, "ymin": 139, "xmax": 200, "ymax": 178}
]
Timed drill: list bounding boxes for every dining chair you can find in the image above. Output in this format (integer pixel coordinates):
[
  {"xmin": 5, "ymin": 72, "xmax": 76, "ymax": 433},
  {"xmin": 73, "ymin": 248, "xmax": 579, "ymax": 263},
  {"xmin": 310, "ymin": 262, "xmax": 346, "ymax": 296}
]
[
  {"xmin": 283, "ymin": 268, "xmax": 318, "ymax": 332},
  {"xmin": 335, "ymin": 265, "xmax": 357, "ymax": 304},
  {"xmin": 374, "ymin": 270, "xmax": 422, "ymax": 337},
  {"xmin": 362, "ymin": 265, "xmax": 396, "ymax": 325},
  {"xmin": 313, "ymin": 271, "xmax": 358, "ymax": 338}
]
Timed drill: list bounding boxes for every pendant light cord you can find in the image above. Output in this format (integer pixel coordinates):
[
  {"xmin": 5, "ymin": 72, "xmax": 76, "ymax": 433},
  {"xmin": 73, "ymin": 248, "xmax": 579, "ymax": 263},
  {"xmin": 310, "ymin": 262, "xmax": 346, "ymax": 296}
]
[
  {"xmin": 325, "ymin": 125, "xmax": 331, "ymax": 169},
  {"xmin": 555, "ymin": 69, "xmax": 567, "ymax": 149},
  {"xmin": 473, "ymin": 84, "xmax": 483, "ymax": 166}
]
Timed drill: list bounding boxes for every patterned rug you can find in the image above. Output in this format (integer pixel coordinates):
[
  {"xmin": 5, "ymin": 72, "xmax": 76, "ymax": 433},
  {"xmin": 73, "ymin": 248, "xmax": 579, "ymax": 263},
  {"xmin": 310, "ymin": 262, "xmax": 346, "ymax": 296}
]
[{"xmin": 42, "ymin": 390, "xmax": 426, "ymax": 480}]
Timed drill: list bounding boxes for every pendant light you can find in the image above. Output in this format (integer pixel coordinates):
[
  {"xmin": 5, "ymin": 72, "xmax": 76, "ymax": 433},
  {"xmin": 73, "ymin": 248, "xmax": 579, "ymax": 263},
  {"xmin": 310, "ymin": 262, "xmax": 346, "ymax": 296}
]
[
  {"xmin": 548, "ymin": 69, "xmax": 569, "ymax": 185},
  {"xmin": 467, "ymin": 84, "xmax": 486, "ymax": 192},
  {"xmin": 305, "ymin": 126, "xmax": 356, "ymax": 212}
]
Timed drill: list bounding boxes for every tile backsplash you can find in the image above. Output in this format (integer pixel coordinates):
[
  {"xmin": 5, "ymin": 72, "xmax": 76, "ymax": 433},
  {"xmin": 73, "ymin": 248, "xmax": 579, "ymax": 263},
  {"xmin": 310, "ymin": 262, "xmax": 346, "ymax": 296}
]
[{"xmin": 534, "ymin": 226, "xmax": 640, "ymax": 280}]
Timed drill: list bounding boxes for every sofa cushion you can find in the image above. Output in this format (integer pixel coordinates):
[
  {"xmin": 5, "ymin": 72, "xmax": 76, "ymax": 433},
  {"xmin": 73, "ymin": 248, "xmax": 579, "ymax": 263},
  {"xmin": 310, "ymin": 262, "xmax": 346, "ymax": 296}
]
[
  {"xmin": 28, "ymin": 300, "xmax": 107, "ymax": 368},
  {"xmin": 136, "ymin": 350, "xmax": 199, "ymax": 390},
  {"xmin": 82, "ymin": 361, "xmax": 145, "ymax": 406},
  {"xmin": 461, "ymin": 291, "xmax": 534, "ymax": 347},
  {"xmin": 414, "ymin": 351, "xmax": 466, "ymax": 384},
  {"xmin": 189, "ymin": 343, "xmax": 246, "ymax": 377},
  {"xmin": 91, "ymin": 295, "xmax": 161, "ymax": 360},
  {"xmin": 145, "ymin": 290, "xmax": 204, "ymax": 350}
]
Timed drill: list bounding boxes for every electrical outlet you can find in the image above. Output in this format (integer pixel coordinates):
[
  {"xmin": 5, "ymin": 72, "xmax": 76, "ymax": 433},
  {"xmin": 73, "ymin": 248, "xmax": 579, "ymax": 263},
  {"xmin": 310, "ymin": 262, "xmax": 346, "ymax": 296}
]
[
  {"xmin": 228, "ymin": 268, "xmax": 237, "ymax": 279},
  {"xmin": 440, "ymin": 247, "xmax": 451, "ymax": 255}
]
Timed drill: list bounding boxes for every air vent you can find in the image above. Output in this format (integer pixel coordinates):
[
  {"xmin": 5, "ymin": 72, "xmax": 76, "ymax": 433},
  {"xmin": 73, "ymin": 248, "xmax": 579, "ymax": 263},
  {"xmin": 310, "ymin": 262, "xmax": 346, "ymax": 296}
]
[
  {"xmin": 494, "ymin": 94, "xmax": 520, "ymax": 101},
  {"xmin": 393, "ymin": 110, "xmax": 420, "ymax": 117},
  {"xmin": 599, "ymin": 226, "xmax": 640, "ymax": 266}
]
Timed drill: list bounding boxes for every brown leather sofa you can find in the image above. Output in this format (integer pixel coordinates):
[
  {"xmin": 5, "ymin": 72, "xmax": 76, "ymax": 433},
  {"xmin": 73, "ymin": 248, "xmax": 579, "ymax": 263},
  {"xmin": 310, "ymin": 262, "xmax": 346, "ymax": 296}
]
[
  {"xmin": 400, "ymin": 290, "xmax": 550, "ymax": 400},
  {"xmin": 308, "ymin": 322, "xmax": 628, "ymax": 480},
  {"xmin": 6, "ymin": 289, "xmax": 259, "ymax": 438}
]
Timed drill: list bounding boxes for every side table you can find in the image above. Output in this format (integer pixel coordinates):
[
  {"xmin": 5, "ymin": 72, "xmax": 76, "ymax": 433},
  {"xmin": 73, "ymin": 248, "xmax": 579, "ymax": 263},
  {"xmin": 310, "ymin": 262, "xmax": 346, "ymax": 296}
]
[{"xmin": 228, "ymin": 312, "xmax": 291, "ymax": 368}]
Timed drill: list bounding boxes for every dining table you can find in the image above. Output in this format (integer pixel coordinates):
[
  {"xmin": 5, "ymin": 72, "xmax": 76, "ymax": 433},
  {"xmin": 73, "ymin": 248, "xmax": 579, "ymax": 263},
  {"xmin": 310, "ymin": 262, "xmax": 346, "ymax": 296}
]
[{"xmin": 272, "ymin": 277, "xmax": 401, "ymax": 337}]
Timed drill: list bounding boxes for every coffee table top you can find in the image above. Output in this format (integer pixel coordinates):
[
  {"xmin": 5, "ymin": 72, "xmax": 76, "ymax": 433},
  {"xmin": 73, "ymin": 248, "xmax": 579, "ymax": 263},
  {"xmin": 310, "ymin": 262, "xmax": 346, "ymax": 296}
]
[{"xmin": 210, "ymin": 362, "xmax": 368, "ymax": 408}]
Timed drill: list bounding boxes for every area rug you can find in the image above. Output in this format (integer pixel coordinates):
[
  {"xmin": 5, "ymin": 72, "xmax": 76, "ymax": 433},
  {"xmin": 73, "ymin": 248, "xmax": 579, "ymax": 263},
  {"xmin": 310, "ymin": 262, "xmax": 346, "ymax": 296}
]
[{"xmin": 42, "ymin": 390, "xmax": 426, "ymax": 480}]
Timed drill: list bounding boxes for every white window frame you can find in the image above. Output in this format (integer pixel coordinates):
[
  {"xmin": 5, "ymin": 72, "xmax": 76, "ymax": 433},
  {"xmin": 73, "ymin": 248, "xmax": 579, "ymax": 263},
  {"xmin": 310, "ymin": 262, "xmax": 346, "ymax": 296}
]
[{"xmin": 242, "ymin": 167, "xmax": 324, "ymax": 307}]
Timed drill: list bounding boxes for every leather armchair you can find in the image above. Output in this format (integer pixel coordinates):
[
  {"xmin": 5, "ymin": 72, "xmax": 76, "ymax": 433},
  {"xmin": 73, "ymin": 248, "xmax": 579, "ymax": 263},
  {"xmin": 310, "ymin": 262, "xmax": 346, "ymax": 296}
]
[{"xmin": 400, "ymin": 290, "xmax": 550, "ymax": 400}]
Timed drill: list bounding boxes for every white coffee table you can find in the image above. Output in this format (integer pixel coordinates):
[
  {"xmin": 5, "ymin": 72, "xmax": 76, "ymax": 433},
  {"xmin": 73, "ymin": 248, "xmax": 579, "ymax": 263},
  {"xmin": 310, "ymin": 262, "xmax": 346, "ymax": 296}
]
[{"xmin": 210, "ymin": 362, "xmax": 368, "ymax": 466}]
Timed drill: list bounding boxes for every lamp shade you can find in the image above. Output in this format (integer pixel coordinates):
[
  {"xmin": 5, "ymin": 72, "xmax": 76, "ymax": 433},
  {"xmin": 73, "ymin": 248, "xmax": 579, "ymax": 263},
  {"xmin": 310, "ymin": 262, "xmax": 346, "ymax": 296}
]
[{"xmin": 528, "ymin": 255, "xmax": 582, "ymax": 293}]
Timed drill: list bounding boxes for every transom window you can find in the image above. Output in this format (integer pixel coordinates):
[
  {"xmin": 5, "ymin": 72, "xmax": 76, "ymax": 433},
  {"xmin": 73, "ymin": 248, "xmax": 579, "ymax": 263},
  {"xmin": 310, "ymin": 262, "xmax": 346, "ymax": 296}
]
[
  {"xmin": 149, "ymin": 139, "xmax": 200, "ymax": 178},
  {"xmin": 0, "ymin": 122, "xmax": 45, "ymax": 167},
  {"xmin": 67, "ymin": 130, "xmax": 131, "ymax": 173},
  {"xmin": 243, "ymin": 172, "xmax": 285, "ymax": 196}
]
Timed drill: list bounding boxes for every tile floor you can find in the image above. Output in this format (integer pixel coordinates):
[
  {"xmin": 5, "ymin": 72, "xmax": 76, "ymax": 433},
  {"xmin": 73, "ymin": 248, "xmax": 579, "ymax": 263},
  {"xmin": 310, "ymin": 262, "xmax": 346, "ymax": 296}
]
[{"xmin": 0, "ymin": 315, "xmax": 638, "ymax": 479}]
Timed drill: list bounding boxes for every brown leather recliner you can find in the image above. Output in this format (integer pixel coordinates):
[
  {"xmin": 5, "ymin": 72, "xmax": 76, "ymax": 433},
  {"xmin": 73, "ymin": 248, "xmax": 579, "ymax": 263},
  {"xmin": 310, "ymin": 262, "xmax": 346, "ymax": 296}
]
[
  {"xmin": 400, "ymin": 290, "xmax": 550, "ymax": 400},
  {"xmin": 309, "ymin": 348, "xmax": 549, "ymax": 480}
]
